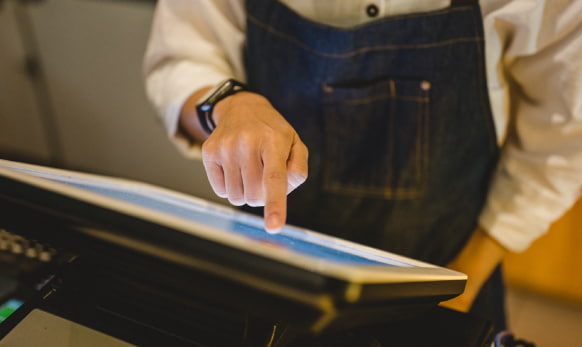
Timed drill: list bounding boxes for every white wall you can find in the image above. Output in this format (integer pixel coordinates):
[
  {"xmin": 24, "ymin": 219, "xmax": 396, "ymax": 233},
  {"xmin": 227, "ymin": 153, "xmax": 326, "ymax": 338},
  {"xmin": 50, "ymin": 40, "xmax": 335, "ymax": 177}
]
[
  {"xmin": 0, "ymin": 0, "xmax": 52, "ymax": 162},
  {"xmin": 0, "ymin": 0, "xmax": 221, "ymax": 203}
]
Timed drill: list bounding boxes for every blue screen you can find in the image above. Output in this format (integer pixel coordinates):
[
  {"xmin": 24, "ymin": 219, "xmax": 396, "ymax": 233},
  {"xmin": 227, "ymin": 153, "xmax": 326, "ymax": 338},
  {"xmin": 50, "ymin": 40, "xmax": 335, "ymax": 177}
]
[
  {"xmin": 10, "ymin": 167, "xmax": 412, "ymax": 267},
  {"xmin": 0, "ymin": 299, "xmax": 23, "ymax": 323}
]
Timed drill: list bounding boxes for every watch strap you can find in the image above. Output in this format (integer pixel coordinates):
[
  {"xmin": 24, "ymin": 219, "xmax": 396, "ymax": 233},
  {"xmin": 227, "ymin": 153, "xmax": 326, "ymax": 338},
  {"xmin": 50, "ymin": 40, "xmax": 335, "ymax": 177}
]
[{"xmin": 196, "ymin": 79, "xmax": 247, "ymax": 134}]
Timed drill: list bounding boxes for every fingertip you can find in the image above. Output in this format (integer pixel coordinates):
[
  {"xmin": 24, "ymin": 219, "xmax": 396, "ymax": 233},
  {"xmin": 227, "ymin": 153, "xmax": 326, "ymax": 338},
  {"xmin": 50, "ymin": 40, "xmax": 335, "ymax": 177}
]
[
  {"xmin": 228, "ymin": 198, "xmax": 245, "ymax": 206},
  {"xmin": 265, "ymin": 226, "xmax": 282, "ymax": 234},
  {"xmin": 265, "ymin": 213, "xmax": 283, "ymax": 234}
]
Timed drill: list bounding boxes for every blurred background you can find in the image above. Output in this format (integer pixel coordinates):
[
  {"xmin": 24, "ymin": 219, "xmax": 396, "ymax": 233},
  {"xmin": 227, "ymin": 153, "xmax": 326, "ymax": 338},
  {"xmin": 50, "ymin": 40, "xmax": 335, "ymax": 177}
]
[
  {"xmin": 0, "ymin": 0, "xmax": 218, "ymax": 202},
  {"xmin": 0, "ymin": 1, "xmax": 580, "ymax": 345}
]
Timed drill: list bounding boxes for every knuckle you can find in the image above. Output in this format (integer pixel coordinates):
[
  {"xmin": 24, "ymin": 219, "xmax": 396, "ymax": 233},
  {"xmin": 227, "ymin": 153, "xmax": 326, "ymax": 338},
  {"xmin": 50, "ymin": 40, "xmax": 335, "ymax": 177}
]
[
  {"xmin": 201, "ymin": 141, "xmax": 220, "ymax": 161},
  {"xmin": 262, "ymin": 126, "xmax": 292, "ymax": 146},
  {"xmin": 226, "ymin": 133, "xmax": 261, "ymax": 159},
  {"xmin": 204, "ymin": 133, "xmax": 256, "ymax": 158},
  {"xmin": 262, "ymin": 127, "xmax": 278, "ymax": 140},
  {"xmin": 265, "ymin": 170, "xmax": 286, "ymax": 181},
  {"xmin": 301, "ymin": 142, "xmax": 309, "ymax": 156}
]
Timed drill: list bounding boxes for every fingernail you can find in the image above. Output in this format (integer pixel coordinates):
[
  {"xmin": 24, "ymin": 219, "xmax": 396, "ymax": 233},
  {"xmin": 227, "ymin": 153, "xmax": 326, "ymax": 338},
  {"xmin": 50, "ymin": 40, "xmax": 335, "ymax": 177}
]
[{"xmin": 265, "ymin": 214, "xmax": 282, "ymax": 234}]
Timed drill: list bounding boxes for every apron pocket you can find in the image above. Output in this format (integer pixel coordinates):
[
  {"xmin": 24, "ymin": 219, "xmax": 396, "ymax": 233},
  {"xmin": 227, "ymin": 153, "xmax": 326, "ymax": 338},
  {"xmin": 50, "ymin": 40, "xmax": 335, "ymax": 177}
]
[{"xmin": 322, "ymin": 78, "xmax": 430, "ymax": 199}]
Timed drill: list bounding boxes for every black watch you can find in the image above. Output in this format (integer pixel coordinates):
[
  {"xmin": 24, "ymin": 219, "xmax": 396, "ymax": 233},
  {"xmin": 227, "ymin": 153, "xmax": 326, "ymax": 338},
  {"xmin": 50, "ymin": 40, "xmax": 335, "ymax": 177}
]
[{"xmin": 196, "ymin": 79, "xmax": 247, "ymax": 134}]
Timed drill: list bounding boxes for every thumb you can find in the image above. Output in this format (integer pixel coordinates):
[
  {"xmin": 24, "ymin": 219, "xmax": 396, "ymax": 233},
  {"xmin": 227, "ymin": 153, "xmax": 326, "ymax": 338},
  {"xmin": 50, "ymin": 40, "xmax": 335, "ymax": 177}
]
[{"xmin": 286, "ymin": 137, "xmax": 308, "ymax": 194}]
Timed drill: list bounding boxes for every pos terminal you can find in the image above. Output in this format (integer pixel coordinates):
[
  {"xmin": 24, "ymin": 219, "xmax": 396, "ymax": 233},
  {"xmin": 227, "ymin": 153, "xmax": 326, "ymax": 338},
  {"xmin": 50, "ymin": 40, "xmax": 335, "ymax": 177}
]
[{"xmin": 0, "ymin": 159, "xmax": 491, "ymax": 346}]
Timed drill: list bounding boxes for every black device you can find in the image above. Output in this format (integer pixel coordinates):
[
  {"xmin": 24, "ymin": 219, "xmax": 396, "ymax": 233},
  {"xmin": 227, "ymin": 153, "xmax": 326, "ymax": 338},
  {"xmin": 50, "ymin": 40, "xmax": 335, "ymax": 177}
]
[
  {"xmin": 196, "ymin": 79, "xmax": 247, "ymax": 134},
  {"xmin": 0, "ymin": 159, "xmax": 475, "ymax": 346}
]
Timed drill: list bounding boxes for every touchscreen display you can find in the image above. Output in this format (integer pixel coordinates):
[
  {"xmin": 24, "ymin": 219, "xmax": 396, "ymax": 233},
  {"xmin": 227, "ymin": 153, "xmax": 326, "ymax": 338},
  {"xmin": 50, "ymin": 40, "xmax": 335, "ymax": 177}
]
[
  {"xmin": 5, "ymin": 166, "xmax": 413, "ymax": 268},
  {"xmin": 0, "ymin": 299, "xmax": 23, "ymax": 323}
]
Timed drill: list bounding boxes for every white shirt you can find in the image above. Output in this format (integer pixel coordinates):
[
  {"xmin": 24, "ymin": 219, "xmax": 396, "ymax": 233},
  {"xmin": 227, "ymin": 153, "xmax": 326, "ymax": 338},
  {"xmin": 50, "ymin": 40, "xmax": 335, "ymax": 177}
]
[{"xmin": 143, "ymin": 0, "xmax": 582, "ymax": 253}]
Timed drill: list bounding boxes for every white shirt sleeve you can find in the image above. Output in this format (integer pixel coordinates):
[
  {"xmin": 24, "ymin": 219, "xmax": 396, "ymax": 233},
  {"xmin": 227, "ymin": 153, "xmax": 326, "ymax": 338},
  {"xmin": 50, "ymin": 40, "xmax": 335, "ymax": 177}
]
[
  {"xmin": 479, "ymin": 0, "xmax": 582, "ymax": 252},
  {"xmin": 143, "ymin": 0, "xmax": 246, "ymax": 158}
]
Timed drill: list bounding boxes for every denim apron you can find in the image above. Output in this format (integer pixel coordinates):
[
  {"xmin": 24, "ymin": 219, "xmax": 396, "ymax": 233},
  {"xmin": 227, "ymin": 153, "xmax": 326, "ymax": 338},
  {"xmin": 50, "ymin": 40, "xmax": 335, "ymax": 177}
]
[{"xmin": 244, "ymin": 0, "xmax": 504, "ymax": 331}]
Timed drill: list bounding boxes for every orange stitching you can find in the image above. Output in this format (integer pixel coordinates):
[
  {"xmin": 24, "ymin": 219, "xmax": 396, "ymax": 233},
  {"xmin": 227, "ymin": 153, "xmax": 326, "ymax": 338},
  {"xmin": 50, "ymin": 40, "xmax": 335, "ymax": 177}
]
[
  {"xmin": 322, "ymin": 82, "xmax": 429, "ymax": 199},
  {"xmin": 415, "ymin": 88, "xmax": 423, "ymax": 182},
  {"xmin": 343, "ymin": 94, "xmax": 429, "ymax": 106},
  {"xmin": 421, "ymin": 86, "xmax": 430, "ymax": 189},
  {"xmin": 248, "ymin": 14, "xmax": 484, "ymax": 59}
]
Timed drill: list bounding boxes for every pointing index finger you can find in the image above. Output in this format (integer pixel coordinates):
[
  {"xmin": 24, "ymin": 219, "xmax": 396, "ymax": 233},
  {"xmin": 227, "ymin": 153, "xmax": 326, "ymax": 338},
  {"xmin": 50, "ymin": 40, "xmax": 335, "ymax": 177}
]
[{"xmin": 262, "ymin": 147, "xmax": 289, "ymax": 234}]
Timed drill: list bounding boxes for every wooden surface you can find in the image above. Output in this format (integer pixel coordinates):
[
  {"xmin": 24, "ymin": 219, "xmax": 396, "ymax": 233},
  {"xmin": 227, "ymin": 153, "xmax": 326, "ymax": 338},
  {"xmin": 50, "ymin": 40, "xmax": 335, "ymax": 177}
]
[{"xmin": 503, "ymin": 197, "xmax": 582, "ymax": 304}]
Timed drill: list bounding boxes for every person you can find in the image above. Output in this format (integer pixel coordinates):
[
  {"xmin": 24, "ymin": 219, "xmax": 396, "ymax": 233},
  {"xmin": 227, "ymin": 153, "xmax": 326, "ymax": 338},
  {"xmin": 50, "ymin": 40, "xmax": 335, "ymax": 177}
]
[{"xmin": 143, "ymin": 0, "xmax": 582, "ymax": 337}]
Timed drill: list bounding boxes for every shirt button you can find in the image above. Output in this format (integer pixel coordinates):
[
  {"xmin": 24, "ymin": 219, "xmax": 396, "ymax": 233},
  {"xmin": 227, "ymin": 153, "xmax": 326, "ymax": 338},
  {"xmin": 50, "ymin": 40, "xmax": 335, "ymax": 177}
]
[{"xmin": 366, "ymin": 4, "xmax": 379, "ymax": 17}]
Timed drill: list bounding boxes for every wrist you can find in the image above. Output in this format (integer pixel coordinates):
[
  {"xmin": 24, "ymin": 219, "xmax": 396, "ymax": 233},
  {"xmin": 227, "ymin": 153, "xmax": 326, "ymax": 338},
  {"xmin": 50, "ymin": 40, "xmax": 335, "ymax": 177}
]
[
  {"xmin": 179, "ymin": 86, "xmax": 213, "ymax": 141},
  {"xmin": 196, "ymin": 79, "xmax": 247, "ymax": 134}
]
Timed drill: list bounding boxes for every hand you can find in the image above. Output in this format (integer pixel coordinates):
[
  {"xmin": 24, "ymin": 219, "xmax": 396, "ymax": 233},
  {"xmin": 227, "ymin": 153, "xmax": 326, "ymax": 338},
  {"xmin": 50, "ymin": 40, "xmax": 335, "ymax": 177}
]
[
  {"xmin": 198, "ymin": 92, "xmax": 308, "ymax": 233},
  {"xmin": 440, "ymin": 226, "xmax": 508, "ymax": 312}
]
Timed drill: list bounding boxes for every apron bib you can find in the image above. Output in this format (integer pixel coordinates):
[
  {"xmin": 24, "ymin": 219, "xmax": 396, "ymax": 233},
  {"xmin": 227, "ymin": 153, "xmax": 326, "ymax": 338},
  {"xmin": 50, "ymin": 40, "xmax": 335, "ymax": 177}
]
[
  {"xmin": 245, "ymin": 0, "xmax": 498, "ymax": 265},
  {"xmin": 244, "ymin": 0, "xmax": 504, "ymax": 331}
]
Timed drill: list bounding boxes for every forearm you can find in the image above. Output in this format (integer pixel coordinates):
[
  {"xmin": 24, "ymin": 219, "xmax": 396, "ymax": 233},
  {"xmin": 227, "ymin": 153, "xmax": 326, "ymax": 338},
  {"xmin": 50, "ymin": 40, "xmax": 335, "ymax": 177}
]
[
  {"xmin": 178, "ymin": 87, "xmax": 213, "ymax": 143},
  {"xmin": 144, "ymin": 0, "xmax": 246, "ymax": 149}
]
